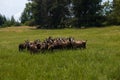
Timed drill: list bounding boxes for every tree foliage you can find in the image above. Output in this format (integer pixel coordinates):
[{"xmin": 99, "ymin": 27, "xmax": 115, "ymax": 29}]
[
  {"xmin": 0, "ymin": 14, "xmax": 6, "ymax": 26},
  {"xmin": 19, "ymin": 0, "xmax": 120, "ymax": 28},
  {"xmin": 101, "ymin": 0, "xmax": 113, "ymax": 25},
  {"xmin": 0, "ymin": 14, "xmax": 20, "ymax": 27},
  {"xmin": 48, "ymin": 0, "xmax": 71, "ymax": 28},
  {"xmin": 2, "ymin": 0, "xmax": 120, "ymax": 28},
  {"xmin": 20, "ymin": 2, "xmax": 35, "ymax": 26},
  {"xmin": 109, "ymin": 0, "xmax": 120, "ymax": 25},
  {"xmin": 72, "ymin": 0, "xmax": 103, "ymax": 27},
  {"xmin": 28, "ymin": 0, "xmax": 71, "ymax": 28}
]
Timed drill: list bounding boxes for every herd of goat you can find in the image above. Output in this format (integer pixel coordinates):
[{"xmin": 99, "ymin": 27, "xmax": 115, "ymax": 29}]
[{"xmin": 19, "ymin": 37, "xmax": 87, "ymax": 54}]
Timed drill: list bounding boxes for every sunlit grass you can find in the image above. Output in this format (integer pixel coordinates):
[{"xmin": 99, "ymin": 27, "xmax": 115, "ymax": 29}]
[{"xmin": 0, "ymin": 26, "xmax": 120, "ymax": 80}]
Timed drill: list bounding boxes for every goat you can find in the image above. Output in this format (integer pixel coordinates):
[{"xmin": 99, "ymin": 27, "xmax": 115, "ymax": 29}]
[
  {"xmin": 72, "ymin": 40, "xmax": 87, "ymax": 49},
  {"xmin": 18, "ymin": 43, "xmax": 26, "ymax": 51},
  {"xmin": 29, "ymin": 43, "xmax": 38, "ymax": 54}
]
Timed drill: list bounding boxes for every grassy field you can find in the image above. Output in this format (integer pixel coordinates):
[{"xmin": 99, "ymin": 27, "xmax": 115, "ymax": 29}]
[{"xmin": 0, "ymin": 26, "xmax": 120, "ymax": 80}]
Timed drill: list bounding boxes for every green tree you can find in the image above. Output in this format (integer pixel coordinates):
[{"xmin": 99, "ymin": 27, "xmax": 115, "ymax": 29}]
[
  {"xmin": 10, "ymin": 16, "xmax": 16, "ymax": 25},
  {"xmin": 102, "ymin": 0, "xmax": 113, "ymax": 16},
  {"xmin": 29, "ymin": 0, "xmax": 47, "ymax": 26},
  {"xmin": 0, "ymin": 14, "xmax": 20, "ymax": 27},
  {"xmin": 20, "ymin": 2, "xmax": 33, "ymax": 25},
  {"xmin": 72, "ymin": 0, "xmax": 102, "ymax": 27},
  {"xmin": 29, "ymin": 0, "xmax": 71, "ymax": 28},
  {"xmin": 49, "ymin": 0, "xmax": 71, "ymax": 28},
  {"xmin": 0, "ymin": 14, "xmax": 6, "ymax": 27},
  {"xmin": 110, "ymin": 0, "xmax": 120, "ymax": 25},
  {"xmin": 101, "ymin": 0, "xmax": 113, "ymax": 25},
  {"xmin": 2, "ymin": 16, "xmax": 20, "ymax": 27}
]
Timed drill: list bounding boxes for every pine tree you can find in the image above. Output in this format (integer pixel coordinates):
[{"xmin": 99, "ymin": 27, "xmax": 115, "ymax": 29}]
[
  {"xmin": 0, "ymin": 14, "xmax": 6, "ymax": 26},
  {"xmin": 29, "ymin": 0, "xmax": 70, "ymax": 28},
  {"xmin": 72, "ymin": 0, "xmax": 102, "ymax": 27},
  {"xmin": 20, "ymin": 2, "xmax": 33, "ymax": 24},
  {"xmin": 110, "ymin": 0, "xmax": 120, "ymax": 25}
]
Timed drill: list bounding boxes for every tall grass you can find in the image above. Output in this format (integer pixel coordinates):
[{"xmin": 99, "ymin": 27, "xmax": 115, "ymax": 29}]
[{"xmin": 0, "ymin": 26, "xmax": 120, "ymax": 80}]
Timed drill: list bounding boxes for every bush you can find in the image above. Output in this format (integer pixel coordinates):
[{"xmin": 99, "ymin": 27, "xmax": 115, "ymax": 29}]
[{"xmin": 24, "ymin": 19, "xmax": 35, "ymax": 26}]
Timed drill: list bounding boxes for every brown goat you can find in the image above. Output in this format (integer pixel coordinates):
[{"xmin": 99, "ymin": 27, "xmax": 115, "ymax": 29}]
[
  {"xmin": 29, "ymin": 44, "xmax": 38, "ymax": 54},
  {"xmin": 72, "ymin": 40, "xmax": 87, "ymax": 49},
  {"xmin": 18, "ymin": 37, "xmax": 87, "ymax": 54},
  {"xmin": 81, "ymin": 40, "xmax": 87, "ymax": 49}
]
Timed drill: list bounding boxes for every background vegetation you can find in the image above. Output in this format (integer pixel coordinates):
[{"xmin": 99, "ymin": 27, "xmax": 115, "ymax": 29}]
[{"xmin": 1, "ymin": 0, "xmax": 120, "ymax": 28}]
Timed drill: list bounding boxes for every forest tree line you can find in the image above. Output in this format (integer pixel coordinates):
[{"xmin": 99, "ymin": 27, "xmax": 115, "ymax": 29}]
[{"xmin": 0, "ymin": 0, "xmax": 120, "ymax": 28}]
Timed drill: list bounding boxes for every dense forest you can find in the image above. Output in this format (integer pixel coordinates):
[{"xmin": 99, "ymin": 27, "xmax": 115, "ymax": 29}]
[{"xmin": 0, "ymin": 0, "xmax": 119, "ymax": 28}]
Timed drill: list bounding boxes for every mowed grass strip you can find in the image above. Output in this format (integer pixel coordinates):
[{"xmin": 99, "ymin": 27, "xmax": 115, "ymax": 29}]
[{"xmin": 0, "ymin": 26, "xmax": 120, "ymax": 80}]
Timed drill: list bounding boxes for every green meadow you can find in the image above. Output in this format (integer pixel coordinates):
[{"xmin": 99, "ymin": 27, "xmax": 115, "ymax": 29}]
[{"xmin": 0, "ymin": 26, "xmax": 120, "ymax": 80}]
